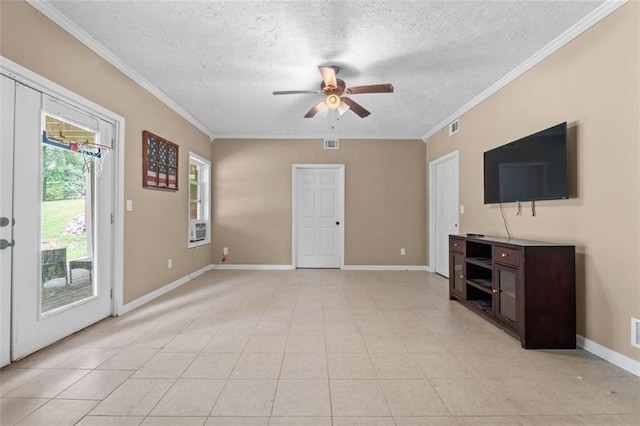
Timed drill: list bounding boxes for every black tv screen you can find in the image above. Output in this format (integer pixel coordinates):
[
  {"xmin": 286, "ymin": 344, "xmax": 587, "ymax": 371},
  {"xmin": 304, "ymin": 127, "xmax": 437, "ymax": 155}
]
[{"xmin": 484, "ymin": 122, "xmax": 568, "ymax": 204}]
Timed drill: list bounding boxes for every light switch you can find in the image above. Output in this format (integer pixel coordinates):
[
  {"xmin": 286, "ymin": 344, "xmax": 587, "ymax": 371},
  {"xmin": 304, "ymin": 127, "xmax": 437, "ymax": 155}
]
[
  {"xmin": 126, "ymin": 200, "xmax": 133, "ymax": 211},
  {"xmin": 460, "ymin": 205, "xmax": 465, "ymax": 214}
]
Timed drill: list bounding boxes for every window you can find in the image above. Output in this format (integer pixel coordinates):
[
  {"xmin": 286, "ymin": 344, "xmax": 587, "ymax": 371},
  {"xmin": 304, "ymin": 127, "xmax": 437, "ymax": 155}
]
[{"xmin": 187, "ymin": 152, "xmax": 211, "ymax": 247}]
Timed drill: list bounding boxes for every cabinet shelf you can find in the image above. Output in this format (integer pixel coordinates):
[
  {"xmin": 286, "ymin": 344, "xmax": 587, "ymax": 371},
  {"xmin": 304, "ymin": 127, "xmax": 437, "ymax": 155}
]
[
  {"xmin": 467, "ymin": 278, "xmax": 493, "ymax": 294},
  {"xmin": 466, "ymin": 257, "xmax": 492, "ymax": 269},
  {"xmin": 468, "ymin": 299, "xmax": 493, "ymax": 315}
]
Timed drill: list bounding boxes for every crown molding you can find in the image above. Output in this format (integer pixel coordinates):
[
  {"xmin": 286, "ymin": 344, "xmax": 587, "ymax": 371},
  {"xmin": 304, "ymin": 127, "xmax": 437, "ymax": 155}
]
[
  {"xmin": 422, "ymin": 0, "xmax": 628, "ymax": 143},
  {"xmin": 26, "ymin": 0, "xmax": 216, "ymax": 141}
]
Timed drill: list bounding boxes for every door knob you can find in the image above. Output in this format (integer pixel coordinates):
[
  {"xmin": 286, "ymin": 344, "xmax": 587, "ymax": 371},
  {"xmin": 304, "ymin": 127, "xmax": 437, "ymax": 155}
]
[
  {"xmin": 0, "ymin": 239, "xmax": 15, "ymax": 249},
  {"xmin": 0, "ymin": 217, "xmax": 13, "ymax": 227},
  {"xmin": 336, "ymin": 221, "xmax": 340, "ymax": 225}
]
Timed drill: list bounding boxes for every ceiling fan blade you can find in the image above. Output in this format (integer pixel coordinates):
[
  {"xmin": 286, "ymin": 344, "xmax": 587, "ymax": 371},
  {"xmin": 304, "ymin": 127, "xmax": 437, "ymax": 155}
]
[
  {"xmin": 304, "ymin": 100, "xmax": 327, "ymax": 118},
  {"xmin": 346, "ymin": 84, "xmax": 394, "ymax": 95},
  {"xmin": 341, "ymin": 97, "xmax": 370, "ymax": 118},
  {"xmin": 318, "ymin": 66, "xmax": 338, "ymax": 89},
  {"xmin": 337, "ymin": 100, "xmax": 351, "ymax": 116},
  {"xmin": 273, "ymin": 90, "xmax": 321, "ymax": 95}
]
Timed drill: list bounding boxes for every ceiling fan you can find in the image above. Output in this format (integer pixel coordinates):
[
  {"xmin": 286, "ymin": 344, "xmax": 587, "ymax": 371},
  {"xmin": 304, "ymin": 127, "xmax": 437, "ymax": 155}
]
[{"xmin": 273, "ymin": 66, "xmax": 394, "ymax": 118}]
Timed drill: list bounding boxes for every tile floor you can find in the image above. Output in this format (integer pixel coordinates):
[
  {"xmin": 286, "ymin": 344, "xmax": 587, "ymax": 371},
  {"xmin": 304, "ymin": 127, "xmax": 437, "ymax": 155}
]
[{"xmin": 1, "ymin": 269, "xmax": 639, "ymax": 425}]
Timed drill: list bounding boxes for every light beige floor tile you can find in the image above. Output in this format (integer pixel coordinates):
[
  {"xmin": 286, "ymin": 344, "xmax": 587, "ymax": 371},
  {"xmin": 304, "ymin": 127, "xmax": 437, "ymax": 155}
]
[
  {"xmin": 55, "ymin": 347, "xmax": 121, "ymax": 369},
  {"xmin": 205, "ymin": 417, "xmax": 269, "ymax": 425},
  {"xmin": 363, "ymin": 335, "xmax": 408, "ymax": 353},
  {"xmin": 293, "ymin": 307, "xmax": 324, "ymax": 321},
  {"xmin": 17, "ymin": 399, "xmax": 98, "ymax": 426},
  {"xmin": 269, "ymin": 417, "xmax": 332, "ymax": 425},
  {"xmin": 90, "ymin": 378, "xmax": 174, "ymax": 416},
  {"xmin": 210, "ymin": 379, "xmax": 277, "ymax": 416},
  {"xmin": 57, "ymin": 369, "xmax": 132, "ymax": 400},
  {"xmin": 243, "ymin": 334, "xmax": 288, "ymax": 353},
  {"xmin": 97, "ymin": 348, "xmax": 159, "ymax": 370},
  {"xmin": 329, "ymin": 379, "xmax": 391, "ymax": 416},
  {"xmin": 413, "ymin": 353, "xmax": 473, "ymax": 379},
  {"xmin": 11, "ymin": 344, "xmax": 77, "ymax": 368},
  {"xmin": 132, "ymin": 352, "xmax": 197, "ymax": 378},
  {"xmin": 76, "ymin": 416, "xmax": 144, "ymax": 425},
  {"xmin": 161, "ymin": 334, "xmax": 213, "ymax": 352},
  {"xmin": 370, "ymin": 354, "xmax": 424, "ymax": 379},
  {"xmin": 182, "ymin": 319, "xmax": 223, "ymax": 335},
  {"xmin": 403, "ymin": 334, "xmax": 450, "ymax": 354},
  {"xmin": 181, "ymin": 353, "xmax": 239, "ymax": 379},
  {"xmin": 129, "ymin": 330, "xmax": 178, "ymax": 349},
  {"xmin": 217, "ymin": 319, "xmax": 258, "ymax": 334},
  {"xmin": 150, "ymin": 379, "xmax": 225, "ymax": 416},
  {"xmin": 333, "ymin": 417, "xmax": 395, "ymax": 426},
  {"xmin": 380, "ymin": 379, "xmax": 450, "ymax": 416},
  {"xmin": 231, "ymin": 353, "xmax": 283, "ymax": 379},
  {"xmin": 325, "ymin": 334, "xmax": 367, "ymax": 353},
  {"xmin": 394, "ymin": 417, "xmax": 458, "ymax": 426},
  {"xmin": 285, "ymin": 334, "xmax": 325, "ymax": 353},
  {"xmin": 253, "ymin": 320, "xmax": 291, "ymax": 334},
  {"xmin": 323, "ymin": 322, "xmax": 360, "ymax": 334},
  {"xmin": 431, "ymin": 378, "xmax": 521, "ymax": 416},
  {"xmin": 6, "ymin": 369, "xmax": 89, "ymax": 398},
  {"xmin": 357, "ymin": 320, "xmax": 395, "ymax": 334},
  {"xmin": 272, "ymin": 379, "xmax": 330, "ymax": 416},
  {"xmin": 289, "ymin": 320, "xmax": 324, "ymax": 334},
  {"xmin": 327, "ymin": 354, "xmax": 377, "ymax": 379},
  {"xmin": 141, "ymin": 417, "xmax": 206, "ymax": 425},
  {"xmin": 0, "ymin": 368, "xmax": 46, "ymax": 397},
  {"xmin": 280, "ymin": 353, "xmax": 328, "ymax": 379},
  {"xmin": 203, "ymin": 334, "xmax": 250, "ymax": 353},
  {"xmin": 0, "ymin": 397, "xmax": 48, "ymax": 425},
  {"xmin": 454, "ymin": 416, "xmax": 523, "ymax": 425}
]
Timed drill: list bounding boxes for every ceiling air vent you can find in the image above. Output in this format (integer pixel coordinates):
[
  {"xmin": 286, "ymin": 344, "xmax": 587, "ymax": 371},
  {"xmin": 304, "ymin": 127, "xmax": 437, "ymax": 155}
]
[
  {"xmin": 449, "ymin": 119, "xmax": 460, "ymax": 136},
  {"xmin": 632, "ymin": 317, "xmax": 640, "ymax": 349},
  {"xmin": 324, "ymin": 138, "xmax": 339, "ymax": 150}
]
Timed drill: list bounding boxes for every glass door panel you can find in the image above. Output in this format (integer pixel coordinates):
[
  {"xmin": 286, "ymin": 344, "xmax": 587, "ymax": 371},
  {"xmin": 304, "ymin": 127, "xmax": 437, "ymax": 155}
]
[{"xmin": 496, "ymin": 265, "xmax": 518, "ymax": 327}]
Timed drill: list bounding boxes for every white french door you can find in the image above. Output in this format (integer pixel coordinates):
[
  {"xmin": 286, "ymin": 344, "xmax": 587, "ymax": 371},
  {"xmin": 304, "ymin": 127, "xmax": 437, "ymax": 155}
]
[
  {"xmin": 430, "ymin": 151, "xmax": 459, "ymax": 278},
  {"xmin": 2, "ymin": 77, "xmax": 114, "ymax": 360},
  {"xmin": 293, "ymin": 165, "xmax": 344, "ymax": 268}
]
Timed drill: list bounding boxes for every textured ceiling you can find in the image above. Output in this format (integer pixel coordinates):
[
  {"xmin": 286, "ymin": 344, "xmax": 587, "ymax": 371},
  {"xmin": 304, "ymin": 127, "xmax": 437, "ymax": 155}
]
[{"xmin": 45, "ymin": 1, "xmax": 604, "ymax": 140}]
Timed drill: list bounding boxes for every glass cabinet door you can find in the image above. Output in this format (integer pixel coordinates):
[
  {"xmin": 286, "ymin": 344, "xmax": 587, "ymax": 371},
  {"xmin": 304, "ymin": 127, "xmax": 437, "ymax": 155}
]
[
  {"xmin": 495, "ymin": 264, "xmax": 518, "ymax": 329},
  {"xmin": 450, "ymin": 253, "xmax": 465, "ymax": 299}
]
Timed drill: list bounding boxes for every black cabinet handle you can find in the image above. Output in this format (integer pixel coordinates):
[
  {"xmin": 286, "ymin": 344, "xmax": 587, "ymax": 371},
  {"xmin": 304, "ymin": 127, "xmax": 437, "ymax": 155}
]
[{"xmin": 336, "ymin": 221, "xmax": 340, "ymax": 225}]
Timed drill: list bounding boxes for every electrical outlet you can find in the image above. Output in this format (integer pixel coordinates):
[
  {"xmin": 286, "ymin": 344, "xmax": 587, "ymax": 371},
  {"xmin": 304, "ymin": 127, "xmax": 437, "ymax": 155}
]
[
  {"xmin": 168, "ymin": 259, "xmax": 172, "ymax": 269},
  {"xmin": 223, "ymin": 247, "xmax": 229, "ymax": 256},
  {"xmin": 400, "ymin": 248, "xmax": 406, "ymax": 256}
]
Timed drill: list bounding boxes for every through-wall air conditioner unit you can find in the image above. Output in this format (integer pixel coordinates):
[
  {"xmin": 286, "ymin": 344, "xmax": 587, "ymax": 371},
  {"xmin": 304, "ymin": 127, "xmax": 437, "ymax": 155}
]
[{"xmin": 189, "ymin": 221, "xmax": 207, "ymax": 242}]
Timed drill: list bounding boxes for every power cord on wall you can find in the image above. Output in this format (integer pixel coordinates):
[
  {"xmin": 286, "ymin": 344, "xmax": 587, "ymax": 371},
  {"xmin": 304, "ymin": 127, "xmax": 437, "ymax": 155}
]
[{"xmin": 499, "ymin": 202, "xmax": 513, "ymax": 239}]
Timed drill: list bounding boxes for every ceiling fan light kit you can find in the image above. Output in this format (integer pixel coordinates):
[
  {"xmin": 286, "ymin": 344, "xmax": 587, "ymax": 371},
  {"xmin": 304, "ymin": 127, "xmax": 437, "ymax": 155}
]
[{"xmin": 273, "ymin": 65, "xmax": 394, "ymax": 119}]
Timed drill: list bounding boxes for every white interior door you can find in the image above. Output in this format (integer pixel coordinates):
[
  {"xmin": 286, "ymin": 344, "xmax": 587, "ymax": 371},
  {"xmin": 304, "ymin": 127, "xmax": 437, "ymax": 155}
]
[
  {"xmin": 431, "ymin": 152, "xmax": 459, "ymax": 277},
  {"xmin": 1, "ymin": 75, "xmax": 16, "ymax": 367},
  {"xmin": 294, "ymin": 165, "xmax": 344, "ymax": 268},
  {"xmin": 10, "ymin": 86, "xmax": 114, "ymax": 360}
]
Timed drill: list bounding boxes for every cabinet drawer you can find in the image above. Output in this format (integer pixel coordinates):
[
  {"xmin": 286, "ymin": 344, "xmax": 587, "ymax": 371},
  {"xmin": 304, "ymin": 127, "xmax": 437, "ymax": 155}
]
[
  {"xmin": 450, "ymin": 237, "xmax": 465, "ymax": 254},
  {"xmin": 493, "ymin": 245, "xmax": 520, "ymax": 267}
]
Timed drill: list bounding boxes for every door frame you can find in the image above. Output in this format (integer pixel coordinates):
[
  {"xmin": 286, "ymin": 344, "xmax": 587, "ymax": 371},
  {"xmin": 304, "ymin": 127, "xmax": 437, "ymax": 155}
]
[
  {"xmin": 0, "ymin": 57, "xmax": 125, "ymax": 334},
  {"xmin": 428, "ymin": 150, "xmax": 459, "ymax": 274},
  {"xmin": 291, "ymin": 164, "xmax": 345, "ymax": 269}
]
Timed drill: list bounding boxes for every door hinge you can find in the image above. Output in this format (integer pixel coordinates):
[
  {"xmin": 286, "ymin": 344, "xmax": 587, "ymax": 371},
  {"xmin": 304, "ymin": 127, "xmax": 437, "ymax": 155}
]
[
  {"xmin": 110, "ymin": 213, "xmax": 114, "ymax": 224},
  {"xmin": 110, "ymin": 288, "xmax": 114, "ymax": 299}
]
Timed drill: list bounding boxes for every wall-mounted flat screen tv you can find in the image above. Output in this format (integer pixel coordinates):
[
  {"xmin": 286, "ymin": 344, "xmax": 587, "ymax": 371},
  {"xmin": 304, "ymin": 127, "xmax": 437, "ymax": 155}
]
[{"xmin": 484, "ymin": 122, "xmax": 568, "ymax": 204}]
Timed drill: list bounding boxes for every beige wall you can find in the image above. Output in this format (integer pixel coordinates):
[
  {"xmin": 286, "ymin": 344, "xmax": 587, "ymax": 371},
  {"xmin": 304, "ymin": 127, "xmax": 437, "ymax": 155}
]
[
  {"xmin": 212, "ymin": 139, "xmax": 427, "ymax": 266},
  {"xmin": 427, "ymin": 3, "xmax": 639, "ymax": 361},
  {"xmin": 0, "ymin": 1, "xmax": 212, "ymax": 303}
]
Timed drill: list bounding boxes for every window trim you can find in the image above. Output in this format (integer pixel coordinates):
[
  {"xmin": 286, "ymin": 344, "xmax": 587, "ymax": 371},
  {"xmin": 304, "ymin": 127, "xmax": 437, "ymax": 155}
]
[{"xmin": 187, "ymin": 152, "xmax": 211, "ymax": 248}]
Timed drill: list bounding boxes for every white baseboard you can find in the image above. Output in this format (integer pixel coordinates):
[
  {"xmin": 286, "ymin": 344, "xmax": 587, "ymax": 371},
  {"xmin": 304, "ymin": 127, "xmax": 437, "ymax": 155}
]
[
  {"xmin": 118, "ymin": 264, "xmax": 212, "ymax": 315},
  {"xmin": 214, "ymin": 264, "xmax": 295, "ymax": 270},
  {"xmin": 342, "ymin": 265, "xmax": 428, "ymax": 271},
  {"xmin": 577, "ymin": 334, "xmax": 640, "ymax": 377}
]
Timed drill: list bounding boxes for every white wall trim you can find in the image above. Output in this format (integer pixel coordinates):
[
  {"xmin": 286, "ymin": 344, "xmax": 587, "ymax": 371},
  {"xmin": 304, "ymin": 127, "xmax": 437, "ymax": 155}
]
[
  {"xmin": 577, "ymin": 334, "xmax": 640, "ymax": 378},
  {"xmin": 118, "ymin": 264, "xmax": 212, "ymax": 316},
  {"xmin": 342, "ymin": 265, "xmax": 428, "ymax": 271},
  {"xmin": 429, "ymin": 151, "xmax": 459, "ymax": 277},
  {"xmin": 214, "ymin": 264, "xmax": 295, "ymax": 271},
  {"xmin": 24, "ymin": 0, "xmax": 216, "ymax": 142},
  {"xmin": 292, "ymin": 164, "xmax": 345, "ymax": 270},
  {"xmin": 421, "ymin": 0, "xmax": 628, "ymax": 142}
]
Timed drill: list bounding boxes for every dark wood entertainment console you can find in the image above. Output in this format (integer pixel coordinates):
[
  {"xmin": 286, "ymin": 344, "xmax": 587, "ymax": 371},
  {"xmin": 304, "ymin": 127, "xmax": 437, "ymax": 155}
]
[{"xmin": 449, "ymin": 235, "xmax": 576, "ymax": 349}]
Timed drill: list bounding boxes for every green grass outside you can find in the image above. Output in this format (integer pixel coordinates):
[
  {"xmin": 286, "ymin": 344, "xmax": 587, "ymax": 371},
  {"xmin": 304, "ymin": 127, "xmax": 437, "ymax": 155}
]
[{"xmin": 41, "ymin": 198, "xmax": 88, "ymax": 260}]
